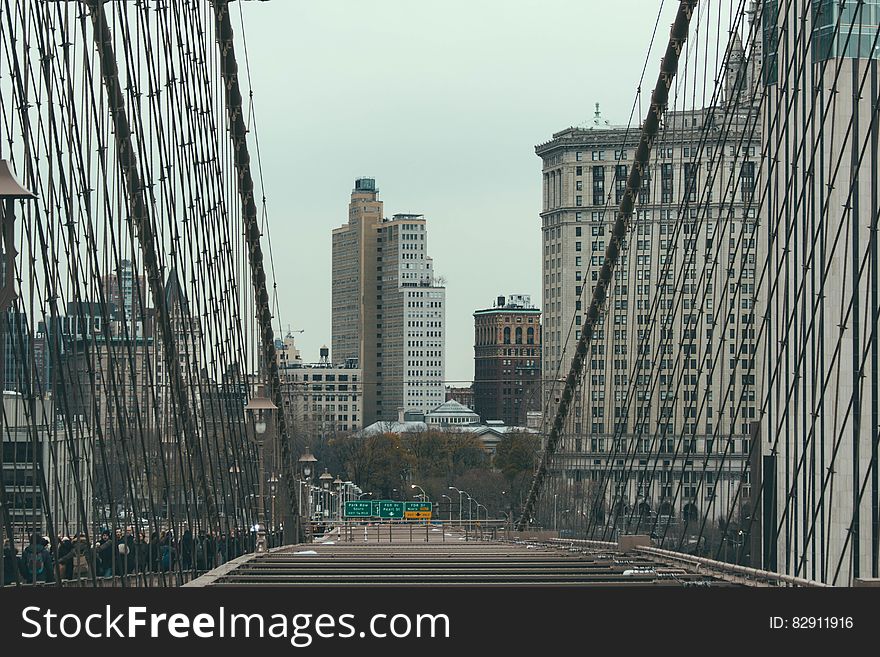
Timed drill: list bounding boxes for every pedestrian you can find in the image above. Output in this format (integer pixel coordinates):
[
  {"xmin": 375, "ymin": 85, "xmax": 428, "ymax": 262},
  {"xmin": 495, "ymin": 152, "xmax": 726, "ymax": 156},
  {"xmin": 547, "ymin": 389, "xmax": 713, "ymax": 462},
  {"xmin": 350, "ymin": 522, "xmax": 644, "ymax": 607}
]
[
  {"xmin": 135, "ymin": 531, "xmax": 149, "ymax": 573},
  {"xmin": 217, "ymin": 533, "xmax": 227, "ymax": 565},
  {"xmin": 181, "ymin": 529, "xmax": 193, "ymax": 570},
  {"xmin": 148, "ymin": 531, "xmax": 160, "ymax": 572},
  {"xmin": 2, "ymin": 539, "xmax": 19, "ymax": 585},
  {"xmin": 195, "ymin": 531, "xmax": 207, "ymax": 571},
  {"xmin": 20, "ymin": 533, "xmax": 51, "ymax": 584},
  {"xmin": 58, "ymin": 533, "xmax": 92, "ymax": 580},
  {"xmin": 206, "ymin": 531, "xmax": 216, "ymax": 569},
  {"xmin": 56, "ymin": 536, "xmax": 72, "ymax": 580},
  {"xmin": 96, "ymin": 530, "xmax": 114, "ymax": 577}
]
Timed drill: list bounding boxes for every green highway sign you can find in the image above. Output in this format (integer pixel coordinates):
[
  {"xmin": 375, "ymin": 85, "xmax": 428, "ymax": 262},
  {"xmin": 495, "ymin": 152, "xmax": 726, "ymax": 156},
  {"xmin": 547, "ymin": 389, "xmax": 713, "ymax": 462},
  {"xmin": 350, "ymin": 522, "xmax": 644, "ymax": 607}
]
[
  {"xmin": 344, "ymin": 500, "xmax": 372, "ymax": 518},
  {"xmin": 378, "ymin": 501, "xmax": 404, "ymax": 519},
  {"xmin": 371, "ymin": 500, "xmax": 381, "ymax": 516},
  {"xmin": 404, "ymin": 501, "xmax": 433, "ymax": 519}
]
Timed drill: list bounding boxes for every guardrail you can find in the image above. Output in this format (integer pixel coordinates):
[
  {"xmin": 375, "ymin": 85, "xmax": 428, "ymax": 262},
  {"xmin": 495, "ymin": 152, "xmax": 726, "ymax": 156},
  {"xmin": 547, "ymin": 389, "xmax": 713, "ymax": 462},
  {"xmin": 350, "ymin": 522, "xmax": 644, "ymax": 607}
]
[
  {"xmin": 3, "ymin": 570, "xmax": 203, "ymax": 588},
  {"xmin": 310, "ymin": 519, "xmax": 510, "ymax": 543},
  {"xmin": 633, "ymin": 546, "xmax": 828, "ymax": 588},
  {"xmin": 542, "ymin": 537, "xmax": 827, "ymax": 587}
]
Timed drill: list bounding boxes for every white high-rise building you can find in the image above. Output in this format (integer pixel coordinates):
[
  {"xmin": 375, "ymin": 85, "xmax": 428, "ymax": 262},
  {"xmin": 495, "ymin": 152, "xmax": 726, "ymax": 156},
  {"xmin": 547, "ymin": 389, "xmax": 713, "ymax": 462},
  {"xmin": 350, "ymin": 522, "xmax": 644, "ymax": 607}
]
[{"xmin": 332, "ymin": 179, "xmax": 445, "ymax": 424}]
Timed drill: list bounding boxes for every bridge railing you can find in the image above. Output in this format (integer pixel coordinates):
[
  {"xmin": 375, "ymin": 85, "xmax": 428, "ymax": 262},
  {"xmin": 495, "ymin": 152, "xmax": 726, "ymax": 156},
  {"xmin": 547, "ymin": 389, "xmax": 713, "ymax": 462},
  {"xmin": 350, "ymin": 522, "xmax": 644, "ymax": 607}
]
[{"xmin": 308, "ymin": 519, "xmax": 510, "ymax": 543}]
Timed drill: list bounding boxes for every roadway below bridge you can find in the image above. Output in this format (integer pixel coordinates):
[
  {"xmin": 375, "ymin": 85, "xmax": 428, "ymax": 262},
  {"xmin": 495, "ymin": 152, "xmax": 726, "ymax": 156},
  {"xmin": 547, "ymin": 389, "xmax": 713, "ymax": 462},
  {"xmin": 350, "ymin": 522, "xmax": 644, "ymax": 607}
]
[{"xmin": 185, "ymin": 524, "xmax": 748, "ymax": 587}]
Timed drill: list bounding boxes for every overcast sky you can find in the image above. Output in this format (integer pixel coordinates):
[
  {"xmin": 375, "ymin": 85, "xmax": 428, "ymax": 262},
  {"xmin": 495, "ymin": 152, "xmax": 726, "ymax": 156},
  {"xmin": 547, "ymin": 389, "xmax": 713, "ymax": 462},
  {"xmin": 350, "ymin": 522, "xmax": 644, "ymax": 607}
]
[{"xmin": 236, "ymin": 0, "xmax": 680, "ymax": 382}]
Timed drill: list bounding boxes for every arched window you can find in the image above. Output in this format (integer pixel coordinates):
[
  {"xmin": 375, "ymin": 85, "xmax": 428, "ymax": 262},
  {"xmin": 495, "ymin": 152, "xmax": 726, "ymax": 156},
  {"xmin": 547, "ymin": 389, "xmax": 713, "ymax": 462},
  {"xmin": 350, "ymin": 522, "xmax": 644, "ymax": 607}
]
[
  {"xmin": 527, "ymin": 327, "xmax": 535, "ymax": 345},
  {"xmin": 515, "ymin": 327, "xmax": 523, "ymax": 344},
  {"xmin": 503, "ymin": 327, "xmax": 511, "ymax": 344}
]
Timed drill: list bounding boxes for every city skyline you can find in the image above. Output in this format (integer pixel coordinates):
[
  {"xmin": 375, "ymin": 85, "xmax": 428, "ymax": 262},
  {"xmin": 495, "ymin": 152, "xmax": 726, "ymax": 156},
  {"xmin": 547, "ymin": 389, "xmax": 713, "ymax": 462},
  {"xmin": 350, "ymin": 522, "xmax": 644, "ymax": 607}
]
[
  {"xmin": 236, "ymin": 0, "xmax": 681, "ymax": 382},
  {"xmin": 2, "ymin": 0, "xmax": 878, "ymax": 593}
]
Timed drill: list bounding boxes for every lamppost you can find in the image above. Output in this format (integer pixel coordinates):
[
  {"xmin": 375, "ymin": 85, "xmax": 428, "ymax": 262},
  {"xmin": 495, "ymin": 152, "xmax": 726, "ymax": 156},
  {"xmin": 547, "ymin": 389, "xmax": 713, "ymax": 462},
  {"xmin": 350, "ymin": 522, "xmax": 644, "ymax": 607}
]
[
  {"xmin": 297, "ymin": 447, "xmax": 317, "ymax": 534},
  {"xmin": 358, "ymin": 492, "xmax": 373, "ymax": 500},
  {"xmin": 501, "ymin": 490, "xmax": 511, "ymax": 529},
  {"xmin": 441, "ymin": 494, "xmax": 453, "ymax": 522},
  {"xmin": 553, "ymin": 493, "xmax": 558, "ymax": 532},
  {"xmin": 476, "ymin": 503, "xmax": 487, "ymax": 523},
  {"xmin": 244, "ymin": 384, "xmax": 277, "ymax": 554},
  {"xmin": 410, "ymin": 483, "xmax": 429, "ymax": 501},
  {"xmin": 0, "ymin": 161, "xmax": 36, "ymax": 585},
  {"xmin": 333, "ymin": 477, "xmax": 344, "ymax": 521},
  {"xmin": 268, "ymin": 475, "xmax": 279, "ymax": 539},
  {"xmin": 448, "ymin": 486, "xmax": 465, "ymax": 527},
  {"xmin": 319, "ymin": 469, "xmax": 333, "ymax": 520}
]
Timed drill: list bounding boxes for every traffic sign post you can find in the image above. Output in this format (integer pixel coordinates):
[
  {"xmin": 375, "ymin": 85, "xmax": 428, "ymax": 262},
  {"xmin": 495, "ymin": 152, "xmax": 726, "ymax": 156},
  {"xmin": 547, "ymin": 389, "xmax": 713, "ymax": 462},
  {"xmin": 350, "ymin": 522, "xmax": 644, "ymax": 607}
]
[
  {"xmin": 344, "ymin": 500, "xmax": 372, "ymax": 518},
  {"xmin": 378, "ymin": 501, "xmax": 404, "ymax": 519},
  {"xmin": 404, "ymin": 501, "xmax": 433, "ymax": 520}
]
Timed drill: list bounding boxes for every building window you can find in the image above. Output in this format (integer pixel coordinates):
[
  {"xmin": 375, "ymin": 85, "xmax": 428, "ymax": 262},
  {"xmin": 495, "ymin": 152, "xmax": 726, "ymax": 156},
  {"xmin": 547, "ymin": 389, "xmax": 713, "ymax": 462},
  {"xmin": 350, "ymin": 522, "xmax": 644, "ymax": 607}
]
[
  {"xmin": 740, "ymin": 161, "xmax": 756, "ymax": 203},
  {"xmin": 660, "ymin": 163, "xmax": 674, "ymax": 203},
  {"xmin": 615, "ymin": 164, "xmax": 628, "ymax": 203},
  {"xmin": 592, "ymin": 166, "xmax": 605, "ymax": 205},
  {"xmin": 763, "ymin": 0, "xmax": 779, "ymax": 84},
  {"xmin": 683, "ymin": 162, "xmax": 698, "ymax": 202}
]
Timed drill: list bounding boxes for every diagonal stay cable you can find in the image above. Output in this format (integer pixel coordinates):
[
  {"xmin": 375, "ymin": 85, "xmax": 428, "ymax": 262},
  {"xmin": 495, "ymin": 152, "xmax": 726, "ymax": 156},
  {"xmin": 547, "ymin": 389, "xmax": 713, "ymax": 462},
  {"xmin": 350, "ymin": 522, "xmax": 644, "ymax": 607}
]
[{"xmin": 517, "ymin": 0, "xmax": 700, "ymax": 531}]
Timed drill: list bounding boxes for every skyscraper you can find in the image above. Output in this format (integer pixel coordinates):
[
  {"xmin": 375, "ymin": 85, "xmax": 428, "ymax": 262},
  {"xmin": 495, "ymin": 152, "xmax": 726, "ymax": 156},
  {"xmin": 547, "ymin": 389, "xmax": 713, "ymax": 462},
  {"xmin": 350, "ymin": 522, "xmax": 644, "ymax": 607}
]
[
  {"xmin": 473, "ymin": 295, "xmax": 542, "ymax": 426},
  {"xmin": 758, "ymin": 0, "xmax": 880, "ymax": 583},
  {"xmin": 332, "ymin": 178, "xmax": 445, "ymax": 424},
  {"xmin": 535, "ymin": 61, "xmax": 760, "ymax": 528}
]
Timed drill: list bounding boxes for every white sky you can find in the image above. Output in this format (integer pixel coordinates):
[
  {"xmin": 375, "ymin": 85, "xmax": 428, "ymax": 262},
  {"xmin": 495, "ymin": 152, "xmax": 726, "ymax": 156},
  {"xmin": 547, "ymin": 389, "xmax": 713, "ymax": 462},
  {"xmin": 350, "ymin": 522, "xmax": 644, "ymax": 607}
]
[{"xmin": 236, "ymin": 0, "xmax": 680, "ymax": 382}]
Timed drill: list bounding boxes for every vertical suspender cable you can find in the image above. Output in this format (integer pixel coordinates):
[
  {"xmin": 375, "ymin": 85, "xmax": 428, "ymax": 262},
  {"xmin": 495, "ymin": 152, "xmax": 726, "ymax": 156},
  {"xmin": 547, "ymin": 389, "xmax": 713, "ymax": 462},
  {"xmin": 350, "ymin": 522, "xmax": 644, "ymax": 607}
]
[{"xmin": 81, "ymin": 0, "xmax": 218, "ymax": 526}]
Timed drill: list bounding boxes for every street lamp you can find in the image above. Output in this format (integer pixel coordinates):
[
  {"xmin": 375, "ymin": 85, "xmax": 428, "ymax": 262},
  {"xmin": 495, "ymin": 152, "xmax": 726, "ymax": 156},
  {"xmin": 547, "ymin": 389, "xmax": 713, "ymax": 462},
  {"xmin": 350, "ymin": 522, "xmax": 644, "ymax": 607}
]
[
  {"xmin": 297, "ymin": 447, "xmax": 318, "ymax": 530},
  {"xmin": 553, "ymin": 493, "xmax": 558, "ymax": 532},
  {"xmin": 463, "ymin": 492, "xmax": 474, "ymax": 526},
  {"xmin": 333, "ymin": 477, "xmax": 344, "ymax": 520},
  {"xmin": 244, "ymin": 384, "xmax": 277, "ymax": 554},
  {"xmin": 476, "ymin": 503, "xmax": 487, "ymax": 523},
  {"xmin": 358, "ymin": 492, "xmax": 373, "ymax": 500},
  {"xmin": 501, "ymin": 490, "xmax": 511, "ymax": 528},
  {"xmin": 319, "ymin": 469, "xmax": 333, "ymax": 519},
  {"xmin": 410, "ymin": 483, "xmax": 429, "ymax": 502},
  {"xmin": 0, "ymin": 161, "xmax": 36, "ymax": 582},
  {"xmin": 441, "ymin": 494, "xmax": 453, "ymax": 522},
  {"xmin": 448, "ymin": 486, "xmax": 465, "ymax": 526}
]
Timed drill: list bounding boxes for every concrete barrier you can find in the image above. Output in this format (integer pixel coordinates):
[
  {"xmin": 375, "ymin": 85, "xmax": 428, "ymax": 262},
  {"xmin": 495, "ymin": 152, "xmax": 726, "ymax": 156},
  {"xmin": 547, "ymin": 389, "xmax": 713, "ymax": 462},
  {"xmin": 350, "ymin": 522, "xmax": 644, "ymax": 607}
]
[
  {"xmin": 618, "ymin": 535, "xmax": 652, "ymax": 553},
  {"xmin": 854, "ymin": 578, "xmax": 880, "ymax": 587}
]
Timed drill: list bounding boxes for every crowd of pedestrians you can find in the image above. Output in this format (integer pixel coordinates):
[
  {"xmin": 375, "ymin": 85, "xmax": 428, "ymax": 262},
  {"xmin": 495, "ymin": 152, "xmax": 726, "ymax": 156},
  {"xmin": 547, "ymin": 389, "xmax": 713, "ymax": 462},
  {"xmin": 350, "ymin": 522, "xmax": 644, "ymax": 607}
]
[{"xmin": 2, "ymin": 526, "xmax": 284, "ymax": 585}]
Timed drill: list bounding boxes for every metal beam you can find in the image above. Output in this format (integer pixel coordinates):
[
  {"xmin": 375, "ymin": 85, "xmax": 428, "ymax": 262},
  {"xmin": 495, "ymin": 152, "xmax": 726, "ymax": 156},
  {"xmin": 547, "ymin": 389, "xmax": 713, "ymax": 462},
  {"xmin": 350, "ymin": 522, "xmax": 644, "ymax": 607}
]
[
  {"xmin": 516, "ymin": 0, "xmax": 699, "ymax": 531},
  {"xmin": 209, "ymin": 0, "xmax": 301, "ymax": 544}
]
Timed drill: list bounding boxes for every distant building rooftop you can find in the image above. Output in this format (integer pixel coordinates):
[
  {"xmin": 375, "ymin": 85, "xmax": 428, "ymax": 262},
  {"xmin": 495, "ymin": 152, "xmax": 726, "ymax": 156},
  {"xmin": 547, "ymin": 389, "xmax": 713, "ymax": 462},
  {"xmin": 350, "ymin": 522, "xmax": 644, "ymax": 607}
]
[{"xmin": 475, "ymin": 294, "xmax": 540, "ymax": 314}]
